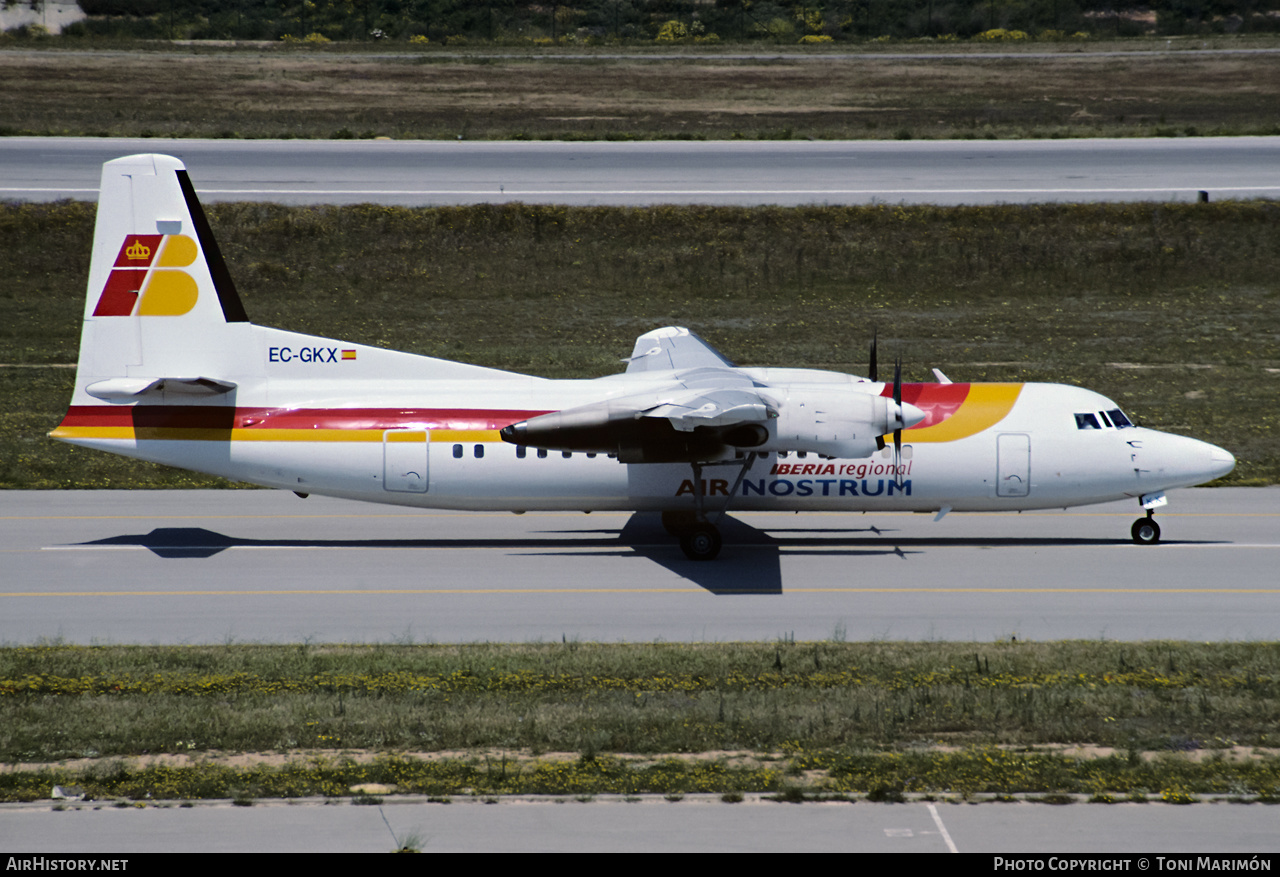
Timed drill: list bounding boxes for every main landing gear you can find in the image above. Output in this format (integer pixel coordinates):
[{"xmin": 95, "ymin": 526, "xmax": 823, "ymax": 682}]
[
  {"xmin": 1131, "ymin": 510, "xmax": 1162, "ymax": 545},
  {"xmin": 677, "ymin": 521, "xmax": 723, "ymax": 562},
  {"xmin": 663, "ymin": 455, "xmax": 758, "ymax": 561}
]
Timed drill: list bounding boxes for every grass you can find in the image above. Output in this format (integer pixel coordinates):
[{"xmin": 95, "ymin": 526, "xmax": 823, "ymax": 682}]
[
  {"xmin": 3, "ymin": 641, "xmax": 1280, "ymax": 802},
  {"xmin": 0, "ymin": 42, "xmax": 1279, "ymax": 141},
  {"xmin": 3, "ymin": 199, "xmax": 1278, "ymax": 487},
  {"xmin": 5, "ymin": 640, "xmax": 1280, "ymax": 757}
]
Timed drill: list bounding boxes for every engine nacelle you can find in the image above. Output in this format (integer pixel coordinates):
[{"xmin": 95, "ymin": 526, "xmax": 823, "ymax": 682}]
[
  {"xmin": 499, "ymin": 385, "xmax": 923, "ymax": 463},
  {"xmin": 759, "ymin": 386, "xmax": 924, "ymax": 458}
]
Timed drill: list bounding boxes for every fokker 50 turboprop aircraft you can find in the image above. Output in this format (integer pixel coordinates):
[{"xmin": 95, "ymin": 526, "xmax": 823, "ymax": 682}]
[{"xmin": 52, "ymin": 154, "xmax": 1236, "ymax": 560}]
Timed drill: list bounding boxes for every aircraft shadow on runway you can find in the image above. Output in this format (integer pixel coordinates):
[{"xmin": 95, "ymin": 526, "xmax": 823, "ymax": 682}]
[
  {"xmin": 74, "ymin": 516, "xmax": 907, "ymax": 596},
  {"xmin": 620, "ymin": 513, "xmax": 785, "ymax": 594},
  {"xmin": 73, "ymin": 516, "xmax": 1193, "ymax": 597}
]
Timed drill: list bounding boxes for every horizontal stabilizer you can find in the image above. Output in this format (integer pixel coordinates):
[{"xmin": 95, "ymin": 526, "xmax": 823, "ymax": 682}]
[{"xmin": 85, "ymin": 376, "xmax": 237, "ymax": 401}]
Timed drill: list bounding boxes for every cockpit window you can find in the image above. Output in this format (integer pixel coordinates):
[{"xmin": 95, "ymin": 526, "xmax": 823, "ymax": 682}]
[
  {"xmin": 1075, "ymin": 409, "xmax": 1134, "ymax": 430},
  {"xmin": 1107, "ymin": 408, "xmax": 1133, "ymax": 428}
]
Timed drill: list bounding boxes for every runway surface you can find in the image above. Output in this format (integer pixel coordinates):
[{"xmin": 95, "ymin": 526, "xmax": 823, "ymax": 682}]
[
  {"xmin": 4, "ymin": 487, "xmax": 1277, "ymax": 645},
  {"xmin": 3, "ymin": 136, "xmax": 1279, "ymax": 205}
]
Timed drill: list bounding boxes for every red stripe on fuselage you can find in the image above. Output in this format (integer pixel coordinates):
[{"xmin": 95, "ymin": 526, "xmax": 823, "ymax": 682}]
[
  {"xmin": 878, "ymin": 383, "xmax": 970, "ymax": 430},
  {"xmin": 57, "ymin": 406, "xmax": 551, "ymax": 432}
]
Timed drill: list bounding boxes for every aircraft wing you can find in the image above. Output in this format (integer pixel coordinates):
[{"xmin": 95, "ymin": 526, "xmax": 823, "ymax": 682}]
[
  {"xmin": 502, "ymin": 327, "xmax": 924, "ymax": 463},
  {"xmin": 624, "ymin": 326, "xmax": 735, "ymax": 373},
  {"xmin": 502, "ymin": 349, "xmax": 775, "ymax": 464},
  {"xmin": 642, "ymin": 386, "xmax": 773, "ymax": 430},
  {"xmin": 622, "ymin": 328, "xmax": 769, "ymax": 430}
]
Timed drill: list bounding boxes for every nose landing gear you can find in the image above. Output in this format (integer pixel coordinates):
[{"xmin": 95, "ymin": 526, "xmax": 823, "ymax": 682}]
[
  {"xmin": 1131, "ymin": 510, "xmax": 1162, "ymax": 545},
  {"xmin": 1131, "ymin": 492, "xmax": 1167, "ymax": 545}
]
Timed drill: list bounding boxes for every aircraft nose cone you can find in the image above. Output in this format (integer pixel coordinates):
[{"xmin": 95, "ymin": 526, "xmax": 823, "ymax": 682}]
[
  {"xmin": 1136, "ymin": 431, "xmax": 1235, "ymax": 488},
  {"xmin": 899, "ymin": 401, "xmax": 926, "ymax": 431},
  {"xmin": 1208, "ymin": 443, "xmax": 1236, "ymax": 480}
]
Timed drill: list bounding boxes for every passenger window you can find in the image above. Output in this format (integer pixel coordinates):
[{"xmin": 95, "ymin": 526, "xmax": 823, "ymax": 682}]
[
  {"xmin": 586, "ymin": 452, "xmax": 597, "ymax": 459},
  {"xmin": 1074, "ymin": 413, "xmax": 1101, "ymax": 430},
  {"xmin": 474, "ymin": 445, "xmax": 484, "ymax": 458},
  {"xmin": 537, "ymin": 448, "xmax": 548, "ymax": 459},
  {"xmin": 452, "ymin": 443, "xmax": 463, "ymax": 458},
  {"xmin": 516, "ymin": 446, "xmax": 526, "ymax": 459},
  {"xmin": 562, "ymin": 451, "xmax": 572, "ymax": 459}
]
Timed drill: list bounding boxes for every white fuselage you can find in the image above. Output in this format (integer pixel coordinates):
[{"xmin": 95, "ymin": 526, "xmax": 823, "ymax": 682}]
[{"xmin": 57, "ymin": 326, "xmax": 1234, "ymax": 517}]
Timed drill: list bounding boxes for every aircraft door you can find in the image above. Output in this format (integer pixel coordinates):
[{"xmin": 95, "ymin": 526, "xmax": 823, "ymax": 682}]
[
  {"xmin": 383, "ymin": 429, "xmax": 429, "ymax": 493},
  {"xmin": 996, "ymin": 433, "xmax": 1030, "ymax": 497}
]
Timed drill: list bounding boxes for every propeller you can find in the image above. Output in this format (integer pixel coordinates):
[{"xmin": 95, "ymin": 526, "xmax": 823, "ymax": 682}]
[{"xmin": 871, "ymin": 333, "xmax": 914, "ymax": 482}]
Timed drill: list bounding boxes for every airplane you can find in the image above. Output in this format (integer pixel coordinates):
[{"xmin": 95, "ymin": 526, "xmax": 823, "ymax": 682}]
[{"xmin": 51, "ymin": 154, "xmax": 1236, "ymax": 561}]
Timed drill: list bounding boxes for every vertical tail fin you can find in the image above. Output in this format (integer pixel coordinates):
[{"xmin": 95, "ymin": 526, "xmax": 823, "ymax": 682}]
[{"xmin": 71, "ymin": 154, "xmax": 250, "ymax": 401}]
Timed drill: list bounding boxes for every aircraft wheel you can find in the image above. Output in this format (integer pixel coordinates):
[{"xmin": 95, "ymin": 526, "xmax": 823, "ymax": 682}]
[
  {"xmin": 1131, "ymin": 517, "xmax": 1161, "ymax": 545},
  {"xmin": 680, "ymin": 524, "xmax": 722, "ymax": 561},
  {"xmin": 662, "ymin": 510, "xmax": 698, "ymax": 537}
]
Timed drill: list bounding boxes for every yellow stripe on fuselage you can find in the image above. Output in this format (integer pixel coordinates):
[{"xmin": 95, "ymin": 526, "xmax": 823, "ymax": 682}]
[{"xmin": 905, "ymin": 383, "xmax": 1022, "ymax": 443}]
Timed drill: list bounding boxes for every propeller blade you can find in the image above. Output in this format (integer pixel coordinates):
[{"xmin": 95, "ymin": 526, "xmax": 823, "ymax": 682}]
[
  {"xmin": 894, "ymin": 427, "xmax": 903, "ymax": 488},
  {"xmin": 868, "ymin": 329, "xmax": 878, "ymax": 383},
  {"xmin": 893, "ymin": 358, "xmax": 904, "ymax": 488}
]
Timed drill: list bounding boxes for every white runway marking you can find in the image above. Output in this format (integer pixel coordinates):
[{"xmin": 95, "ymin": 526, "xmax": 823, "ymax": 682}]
[{"xmin": 927, "ymin": 803, "xmax": 959, "ymax": 853}]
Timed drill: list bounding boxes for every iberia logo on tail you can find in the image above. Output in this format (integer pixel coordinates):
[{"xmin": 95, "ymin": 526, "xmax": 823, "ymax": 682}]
[{"xmin": 92, "ymin": 234, "xmax": 200, "ymax": 317}]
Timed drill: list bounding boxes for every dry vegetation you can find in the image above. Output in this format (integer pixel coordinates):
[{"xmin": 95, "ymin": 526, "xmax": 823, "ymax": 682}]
[
  {"xmin": 4, "ymin": 641, "xmax": 1280, "ymax": 802},
  {"xmin": 2, "ymin": 46, "xmax": 1279, "ymax": 140}
]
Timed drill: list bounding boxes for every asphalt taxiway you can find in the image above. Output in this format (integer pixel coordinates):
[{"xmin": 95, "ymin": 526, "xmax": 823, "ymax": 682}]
[
  {"xmin": 4, "ymin": 487, "xmax": 1277, "ymax": 644},
  {"xmin": 3, "ymin": 136, "xmax": 1279, "ymax": 206}
]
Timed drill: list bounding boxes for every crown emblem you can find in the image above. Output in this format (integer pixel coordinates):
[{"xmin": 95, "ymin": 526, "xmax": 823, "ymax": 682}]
[{"xmin": 125, "ymin": 241, "xmax": 152, "ymax": 260}]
